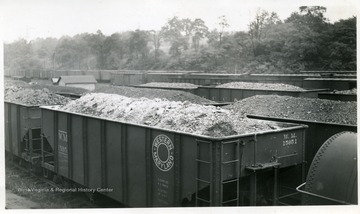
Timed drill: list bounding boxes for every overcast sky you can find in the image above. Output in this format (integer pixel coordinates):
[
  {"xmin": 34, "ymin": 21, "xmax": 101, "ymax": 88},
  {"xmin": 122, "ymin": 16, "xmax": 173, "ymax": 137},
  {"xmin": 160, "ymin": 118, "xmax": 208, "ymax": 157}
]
[{"xmin": 0, "ymin": 0, "xmax": 358, "ymax": 42}]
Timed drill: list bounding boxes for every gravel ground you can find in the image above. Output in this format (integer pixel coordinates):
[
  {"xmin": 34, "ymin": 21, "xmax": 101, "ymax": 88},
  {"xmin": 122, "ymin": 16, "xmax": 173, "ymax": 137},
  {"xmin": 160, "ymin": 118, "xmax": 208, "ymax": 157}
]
[
  {"xmin": 225, "ymin": 95, "xmax": 357, "ymax": 125},
  {"xmin": 216, "ymin": 82, "xmax": 306, "ymax": 91},
  {"xmin": 56, "ymin": 93, "xmax": 283, "ymax": 137},
  {"xmin": 139, "ymin": 82, "xmax": 199, "ymax": 89},
  {"xmin": 5, "ymin": 86, "xmax": 71, "ymax": 106},
  {"xmin": 93, "ymin": 84, "xmax": 213, "ymax": 104},
  {"xmin": 6, "ymin": 190, "xmax": 40, "ymax": 209},
  {"xmin": 5, "ymin": 164, "xmax": 100, "ymax": 208}
]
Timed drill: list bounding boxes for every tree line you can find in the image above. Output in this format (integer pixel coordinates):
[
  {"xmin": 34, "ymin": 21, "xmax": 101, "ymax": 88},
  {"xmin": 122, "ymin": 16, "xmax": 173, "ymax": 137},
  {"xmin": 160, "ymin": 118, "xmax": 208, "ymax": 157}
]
[{"xmin": 4, "ymin": 6, "xmax": 356, "ymax": 75}]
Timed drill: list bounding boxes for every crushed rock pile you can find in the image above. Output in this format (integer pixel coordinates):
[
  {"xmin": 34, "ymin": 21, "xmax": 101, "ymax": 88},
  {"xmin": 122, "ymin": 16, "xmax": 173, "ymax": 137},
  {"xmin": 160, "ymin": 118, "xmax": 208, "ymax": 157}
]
[
  {"xmin": 140, "ymin": 82, "xmax": 199, "ymax": 89},
  {"xmin": 57, "ymin": 93, "xmax": 282, "ymax": 137},
  {"xmin": 92, "ymin": 85, "xmax": 213, "ymax": 104},
  {"xmin": 225, "ymin": 95, "xmax": 357, "ymax": 125},
  {"xmin": 5, "ymin": 86, "xmax": 71, "ymax": 106},
  {"xmin": 216, "ymin": 82, "xmax": 306, "ymax": 91}
]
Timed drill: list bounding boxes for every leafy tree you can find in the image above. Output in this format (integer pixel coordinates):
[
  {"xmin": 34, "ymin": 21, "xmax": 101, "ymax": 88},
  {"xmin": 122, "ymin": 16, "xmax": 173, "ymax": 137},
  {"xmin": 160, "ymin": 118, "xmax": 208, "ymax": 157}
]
[
  {"xmin": 162, "ymin": 16, "xmax": 209, "ymax": 56},
  {"xmin": 3, "ymin": 8, "xmax": 356, "ymax": 74},
  {"xmin": 218, "ymin": 15, "xmax": 229, "ymax": 46},
  {"xmin": 326, "ymin": 17, "xmax": 356, "ymax": 70},
  {"xmin": 149, "ymin": 30, "xmax": 163, "ymax": 61},
  {"xmin": 4, "ymin": 39, "xmax": 43, "ymax": 77},
  {"xmin": 83, "ymin": 30, "xmax": 107, "ymax": 69},
  {"xmin": 103, "ymin": 33, "xmax": 126, "ymax": 69},
  {"xmin": 248, "ymin": 9, "xmax": 280, "ymax": 57},
  {"xmin": 127, "ymin": 29, "xmax": 150, "ymax": 59},
  {"xmin": 161, "ymin": 16, "xmax": 189, "ymax": 57},
  {"xmin": 190, "ymin": 18, "xmax": 209, "ymax": 51}
]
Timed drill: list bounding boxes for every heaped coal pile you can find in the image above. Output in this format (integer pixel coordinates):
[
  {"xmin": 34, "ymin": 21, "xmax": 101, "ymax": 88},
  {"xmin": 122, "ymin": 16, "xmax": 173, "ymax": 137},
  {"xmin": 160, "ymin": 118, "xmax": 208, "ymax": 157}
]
[
  {"xmin": 4, "ymin": 78, "xmax": 88, "ymax": 95},
  {"xmin": 29, "ymin": 84, "xmax": 89, "ymax": 95},
  {"xmin": 56, "ymin": 93, "xmax": 282, "ymax": 137},
  {"xmin": 216, "ymin": 82, "xmax": 306, "ymax": 91},
  {"xmin": 5, "ymin": 86, "xmax": 71, "ymax": 106},
  {"xmin": 140, "ymin": 82, "xmax": 199, "ymax": 89},
  {"xmin": 225, "ymin": 95, "xmax": 357, "ymax": 125},
  {"xmin": 92, "ymin": 84, "xmax": 213, "ymax": 104},
  {"xmin": 333, "ymin": 88, "xmax": 357, "ymax": 95},
  {"xmin": 4, "ymin": 79, "xmax": 29, "ymax": 88}
]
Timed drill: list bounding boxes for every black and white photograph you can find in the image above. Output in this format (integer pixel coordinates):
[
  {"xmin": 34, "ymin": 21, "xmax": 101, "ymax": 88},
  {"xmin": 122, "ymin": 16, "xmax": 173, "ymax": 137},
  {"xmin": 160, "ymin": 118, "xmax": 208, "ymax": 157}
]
[{"xmin": 0, "ymin": 0, "xmax": 358, "ymax": 213}]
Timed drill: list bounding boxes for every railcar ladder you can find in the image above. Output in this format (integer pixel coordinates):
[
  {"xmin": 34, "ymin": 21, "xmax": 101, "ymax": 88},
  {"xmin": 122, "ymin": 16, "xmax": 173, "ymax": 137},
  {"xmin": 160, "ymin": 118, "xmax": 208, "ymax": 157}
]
[
  {"xmin": 220, "ymin": 140, "xmax": 241, "ymax": 206},
  {"xmin": 195, "ymin": 139, "xmax": 213, "ymax": 206},
  {"xmin": 23, "ymin": 127, "xmax": 42, "ymax": 164},
  {"xmin": 195, "ymin": 139, "xmax": 241, "ymax": 206}
]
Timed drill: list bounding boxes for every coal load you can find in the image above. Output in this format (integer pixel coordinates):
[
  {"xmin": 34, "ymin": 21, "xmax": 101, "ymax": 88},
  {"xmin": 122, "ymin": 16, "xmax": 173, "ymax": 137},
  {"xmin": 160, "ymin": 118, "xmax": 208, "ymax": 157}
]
[
  {"xmin": 225, "ymin": 95, "xmax": 357, "ymax": 125},
  {"xmin": 92, "ymin": 85, "xmax": 213, "ymax": 104},
  {"xmin": 5, "ymin": 86, "xmax": 71, "ymax": 106},
  {"xmin": 57, "ymin": 93, "xmax": 282, "ymax": 137},
  {"xmin": 332, "ymin": 88, "xmax": 357, "ymax": 95},
  {"xmin": 139, "ymin": 82, "xmax": 199, "ymax": 89},
  {"xmin": 29, "ymin": 84, "xmax": 88, "ymax": 95},
  {"xmin": 4, "ymin": 78, "xmax": 88, "ymax": 95},
  {"xmin": 216, "ymin": 82, "xmax": 306, "ymax": 91}
]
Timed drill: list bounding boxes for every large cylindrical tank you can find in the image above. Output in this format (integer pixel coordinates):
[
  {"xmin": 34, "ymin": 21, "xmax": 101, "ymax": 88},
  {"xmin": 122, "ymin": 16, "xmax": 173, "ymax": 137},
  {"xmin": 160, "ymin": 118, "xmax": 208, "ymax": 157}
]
[{"xmin": 302, "ymin": 131, "xmax": 357, "ymax": 205}]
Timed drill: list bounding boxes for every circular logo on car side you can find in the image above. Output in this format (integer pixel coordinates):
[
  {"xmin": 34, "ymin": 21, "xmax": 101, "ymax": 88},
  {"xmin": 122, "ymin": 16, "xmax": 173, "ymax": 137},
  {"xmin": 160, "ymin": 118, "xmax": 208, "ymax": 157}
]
[{"xmin": 152, "ymin": 134, "xmax": 174, "ymax": 172}]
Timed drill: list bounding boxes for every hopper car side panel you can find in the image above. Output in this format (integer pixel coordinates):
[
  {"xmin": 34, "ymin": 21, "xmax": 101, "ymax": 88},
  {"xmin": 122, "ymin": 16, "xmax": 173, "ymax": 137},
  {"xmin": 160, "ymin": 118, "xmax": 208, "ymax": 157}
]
[
  {"xmin": 247, "ymin": 115, "xmax": 357, "ymax": 174},
  {"xmin": 5, "ymin": 103, "xmax": 11, "ymax": 152},
  {"xmin": 318, "ymin": 93, "xmax": 357, "ymax": 102},
  {"xmin": 303, "ymin": 79, "xmax": 357, "ymax": 90},
  {"xmin": 10, "ymin": 104, "xmax": 21, "ymax": 156},
  {"xmin": 41, "ymin": 106, "xmax": 306, "ymax": 207},
  {"xmin": 5, "ymin": 102, "xmax": 41, "ymax": 158}
]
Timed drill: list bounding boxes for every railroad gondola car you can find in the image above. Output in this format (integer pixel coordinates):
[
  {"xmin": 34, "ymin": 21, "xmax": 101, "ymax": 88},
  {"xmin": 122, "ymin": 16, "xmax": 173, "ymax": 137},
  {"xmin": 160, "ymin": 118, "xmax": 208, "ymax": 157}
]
[{"xmin": 40, "ymin": 105, "xmax": 307, "ymax": 207}]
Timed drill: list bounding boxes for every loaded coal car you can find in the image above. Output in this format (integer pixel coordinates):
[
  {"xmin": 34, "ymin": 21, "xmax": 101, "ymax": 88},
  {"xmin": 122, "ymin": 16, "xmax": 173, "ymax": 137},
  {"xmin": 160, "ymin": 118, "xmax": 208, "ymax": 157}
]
[
  {"xmin": 133, "ymin": 82, "xmax": 329, "ymax": 103},
  {"xmin": 196, "ymin": 82, "xmax": 328, "ymax": 102},
  {"xmin": 245, "ymin": 73, "xmax": 321, "ymax": 87},
  {"xmin": 4, "ymin": 86, "xmax": 71, "ymax": 171},
  {"xmin": 228, "ymin": 95, "xmax": 357, "ymax": 174},
  {"xmin": 39, "ymin": 93, "xmax": 307, "ymax": 207},
  {"xmin": 303, "ymin": 78, "xmax": 357, "ymax": 91},
  {"xmin": 111, "ymin": 71, "xmax": 148, "ymax": 86},
  {"xmin": 169, "ymin": 73, "xmax": 248, "ymax": 85},
  {"xmin": 317, "ymin": 88, "xmax": 357, "ymax": 102},
  {"xmin": 228, "ymin": 95, "xmax": 358, "ymax": 206},
  {"xmin": 5, "ymin": 101, "xmax": 42, "ymax": 166}
]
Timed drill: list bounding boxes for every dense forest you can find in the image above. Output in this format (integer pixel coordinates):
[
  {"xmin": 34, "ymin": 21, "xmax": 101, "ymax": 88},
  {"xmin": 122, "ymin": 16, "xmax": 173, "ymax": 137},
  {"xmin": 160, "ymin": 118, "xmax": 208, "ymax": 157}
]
[{"xmin": 4, "ymin": 6, "xmax": 357, "ymax": 75}]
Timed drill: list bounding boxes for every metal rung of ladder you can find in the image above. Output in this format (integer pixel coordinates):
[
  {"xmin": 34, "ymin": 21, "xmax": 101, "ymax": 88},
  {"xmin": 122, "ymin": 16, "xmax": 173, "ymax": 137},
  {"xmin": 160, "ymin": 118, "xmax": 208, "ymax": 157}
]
[
  {"xmin": 24, "ymin": 138, "xmax": 41, "ymax": 142},
  {"xmin": 278, "ymin": 192, "xmax": 299, "ymax": 200},
  {"xmin": 222, "ymin": 159, "xmax": 239, "ymax": 164},
  {"xmin": 195, "ymin": 159, "xmax": 211, "ymax": 164},
  {"xmin": 196, "ymin": 197, "xmax": 211, "ymax": 203},
  {"xmin": 196, "ymin": 178, "xmax": 211, "ymax": 184},
  {"xmin": 222, "ymin": 178, "xmax": 238, "ymax": 184},
  {"xmin": 222, "ymin": 198, "xmax": 238, "ymax": 204}
]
